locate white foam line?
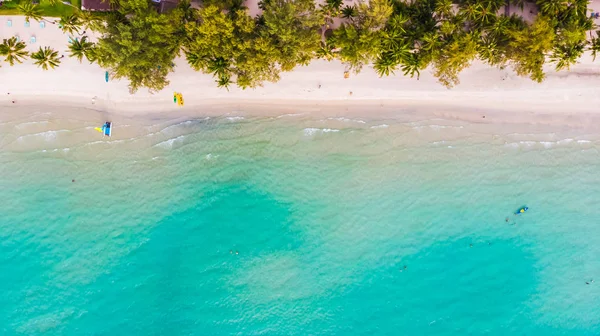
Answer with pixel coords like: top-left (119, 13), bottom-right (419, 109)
top-left (303, 128), bottom-right (340, 136)
top-left (276, 113), bottom-right (305, 118)
top-left (155, 135), bottom-right (186, 148)
top-left (370, 124), bottom-right (389, 129)
top-left (226, 116), bottom-right (245, 121)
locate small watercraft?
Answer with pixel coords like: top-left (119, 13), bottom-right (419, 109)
top-left (173, 92), bottom-right (184, 106)
top-left (514, 206), bottom-right (528, 215)
top-left (94, 122), bottom-right (112, 137)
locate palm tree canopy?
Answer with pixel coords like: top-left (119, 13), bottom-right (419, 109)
top-left (68, 36), bottom-right (94, 63)
top-left (536, 0), bottom-right (569, 16)
top-left (0, 37), bottom-right (29, 66)
top-left (31, 46), bottom-right (61, 70)
top-left (373, 52), bottom-right (398, 77)
top-left (341, 5), bottom-right (357, 19)
top-left (550, 42), bottom-right (585, 71)
top-left (18, 2), bottom-right (43, 23)
top-left (400, 52), bottom-right (423, 80)
top-left (325, 0), bottom-right (344, 11)
top-left (589, 31), bottom-right (600, 61)
top-left (216, 73), bottom-right (232, 90)
top-left (206, 57), bottom-right (230, 78)
top-left (59, 14), bottom-right (82, 35)
top-left (77, 11), bottom-right (106, 32)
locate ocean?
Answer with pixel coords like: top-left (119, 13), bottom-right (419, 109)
top-left (1, 105), bottom-right (599, 335)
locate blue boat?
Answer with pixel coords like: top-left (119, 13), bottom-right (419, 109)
top-left (105, 71), bottom-right (109, 83)
top-left (514, 206), bottom-right (528, 215)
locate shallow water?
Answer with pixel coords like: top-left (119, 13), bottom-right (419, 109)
top-left (1, 107), bottom-right (600, 335)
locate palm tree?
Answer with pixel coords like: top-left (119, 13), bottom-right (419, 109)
top-left (484, 0), bottom-right (506, 12)
top-left (77, 11), bottom-right (106, 32)
top-left (579, 17), bottom-right (595, 38)
top-left (419, 31), bottom-right (442, 52)
top-left (488, 14), bottom-right (511, 40)
top-left (85, 45), bottom-right (99, 63)
top-left (550, 43), bottom-right (585, 71)
top-left (315, 43), bottom-right (335, 61)
top-left (341, 5), bottom-right (357, 19)
top-left (178, 0), bottom-right (196, 23)
top-left (31, 46), bottom-right (61, 70)
top-left (373, 52), bottom-right (398, 77)
top-left (68, 36), bottom-right (94, 62)
top-left (216, 74), bottom-right (232, 90)
top-left (400, 52), bottom-right (423, 80)
top-left (435, 0), bottom-right (454, 19)
top-left (589, 31), bottom-right (600, 61)
top-left (477, 36), bottom-right (505, 66)
top-left (321, 0), bottom-right (343, 19)
top-left (460, 4), bottom-right (479, 24)
top-left (472, 4), bottom-right (497, 28)
top-left (185, 51), bottom-right (205, 70)
top-left (510, 0), bottom-right (526, 10)
top-left (564, 0), bottom-right (589, 20)
top-left (0, 37), bottom-right (29, 66)
top-left (18, 2), bottom-right (43, 23)
top-left (59, 14), bottom-right (82, 35)
top-left (380, 30), bottom-right (409, 54)
top-left (206, 57), bottom-right (229, 78)
top-left (536, 0), bottom-right (568, 16)
top-left (325, 0), bottom-right (343, 11)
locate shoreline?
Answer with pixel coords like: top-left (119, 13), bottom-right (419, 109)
top-left (2, 14), bottom-right (600, 129)
top-left (3, 99), bottom-right (600, 155)
top-left (3, 94), bottom-right (600, 131)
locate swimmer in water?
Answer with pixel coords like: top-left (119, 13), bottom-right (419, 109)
top-left (505, 217), bottom-right (509, 222)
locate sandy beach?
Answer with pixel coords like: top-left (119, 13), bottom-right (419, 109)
top-left (2, 9), bottom-right (600, 126)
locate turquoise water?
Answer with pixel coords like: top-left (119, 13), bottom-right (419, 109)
top-left (1, 108), bottom-right (600, 335)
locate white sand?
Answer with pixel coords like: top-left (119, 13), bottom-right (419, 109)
top-left (2, 12), bottom-right (600, 126)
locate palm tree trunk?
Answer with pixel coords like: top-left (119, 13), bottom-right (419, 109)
top-left (505, 0), bottom-right (510, 16)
